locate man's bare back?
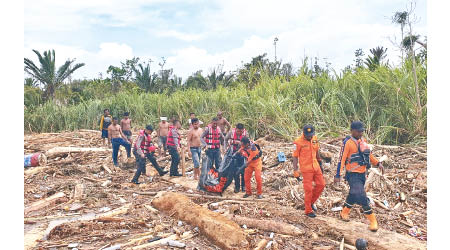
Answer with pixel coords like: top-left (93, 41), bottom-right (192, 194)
top-left (108, 124), bottom-right (123, 139)
top-left (120, 118), bottom-right (132, 131)
top-left (158, 122), bottom-right (169, 137)
top-left (188, 127), bottom-right (203, 147)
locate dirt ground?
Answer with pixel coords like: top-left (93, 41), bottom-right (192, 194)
top-left (24, 129), bottom-right (427, 250)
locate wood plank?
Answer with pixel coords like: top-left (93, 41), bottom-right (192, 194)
top-left (25, 192), bottom-right (66, 214)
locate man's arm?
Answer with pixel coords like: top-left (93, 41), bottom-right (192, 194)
top-left (335, 144), bottom-right (349, 180)
top-left (100, 116), bottom-right (104, 131)
top-left (108, 125), bottom-right (112, 141)
top-left (224, 118), bottom-right (231, 132)
top-left (292, 144), bottom-right (301, 177)
top-left (119, 127), bottom-right (127, 140)
top-left (135, 135), bottom-right (144, 156)
top-left (200, 127), bottom-right (208, 147)
top-left (172, 129), bottom-right (179, 148)
top-left (186, 130), bottom-right (192, 149)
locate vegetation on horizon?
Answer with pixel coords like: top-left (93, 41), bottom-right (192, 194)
top-left (24, 6), bottom-right (427, 145)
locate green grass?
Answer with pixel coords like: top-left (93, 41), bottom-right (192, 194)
top-left (24, 63), bottom-right (427, 145)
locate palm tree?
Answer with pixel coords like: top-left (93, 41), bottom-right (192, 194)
top-left (132, 62), bottom-right (157, 92)
top-left (402, 34), bottom-right (427, 51)
top-left (24, 49), bottom-right (85, 100)
top-left (364, 46), bottom-right (388, 71)
top-left (392, 11), bottom-right (408, 62)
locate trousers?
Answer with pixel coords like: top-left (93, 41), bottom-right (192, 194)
top-left (244, 165), bottom-right (262, 195)
top-left (112, 138), bottom-right (131, 166)
top-left (168, 146), bottom-right (180, 175)
top-left (302, 169), bottom-right (326, 214)
top-left (344, 171), bottom-right (373, 214)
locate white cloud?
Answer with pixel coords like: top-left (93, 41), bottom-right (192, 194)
top-left (24, 0), bottom-right (427, 81)
top-left (24, 42), bottom-right (134, 79)
top-left (154, 30), bottom-right (206, 42)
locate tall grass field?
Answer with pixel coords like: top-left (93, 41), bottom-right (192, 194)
top-left (24, 63), bottom-right (426, 145)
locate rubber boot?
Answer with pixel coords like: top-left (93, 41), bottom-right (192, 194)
top-left (340, 207), bottom-right (351, 222)
top-left (365, 213), bottom-right (378, 232)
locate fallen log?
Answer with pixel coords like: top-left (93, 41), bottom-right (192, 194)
top-left (46, 146), bottom-right (111, 157)
top-left (228, 215), bottom-right (304, 236)
top-left (310, 216), bottom-right (426, 250)
top-left (152, 192), bottom-right (249, 249)
top-left (25, 192), bottom-right (66, 214)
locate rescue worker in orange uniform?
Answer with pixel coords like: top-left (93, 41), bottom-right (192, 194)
top-left (224, 123), bottom-right (248, 193)
top-left (239, 137), bottom-right (264, 199)
top-left (292, 125), bottom-right (325, 218)
top-left (334, 121), bottom-right (384, 232)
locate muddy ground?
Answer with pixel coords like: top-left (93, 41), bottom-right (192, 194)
top-left (24, 129), bottom-right (427, 249)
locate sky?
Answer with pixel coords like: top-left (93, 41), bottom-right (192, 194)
top-left (24, 0), bottom-right (427, 81)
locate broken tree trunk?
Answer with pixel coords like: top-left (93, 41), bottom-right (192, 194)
top-left (310, 216), bottom-right (426, 250)
top-left (152, 192), bottom-right (249, 250)
top-left (25, 192), bottom-right (66, 214)
top-left (228, 215), bottom-right (304, 236)
top-left (46, 146), bottom-right (111, 158)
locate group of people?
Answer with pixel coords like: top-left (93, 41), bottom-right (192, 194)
top-left (100, 108), bottom-right (384, 232)
top-left (291, 121), bottom-right (384, 232)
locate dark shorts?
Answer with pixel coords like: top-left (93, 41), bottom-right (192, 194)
top-left (101, 129), bottom-right (108, 138)
top-left (123, 130), bottom-right (132, 140)
top-left (159, 136), bottom-right (167, 150)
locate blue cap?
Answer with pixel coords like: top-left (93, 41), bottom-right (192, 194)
top-left (351, 121), bottom-right (365, 132)
top-left (303, 124), bottom-right (315, 136)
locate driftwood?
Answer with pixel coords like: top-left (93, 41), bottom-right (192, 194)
top-left (328, 239), bottom-right (357, 250)
top-left (25, 192), bottom-right (66, 214)
top-left (46, 146), bottom-right (111, 157)
top-left (128, 190), bottom-right (270, 202)
top-left (95, 203), bottom-right (132, 220)
top-left (152, 192), bottom-right (249, 249)
top-left (228, 215), bottom-right (304, 236)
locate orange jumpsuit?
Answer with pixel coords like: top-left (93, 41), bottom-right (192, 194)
top-left (240, 144), bottom-right (263, 195)
top-left (293, 135), bottom-right (325, 214)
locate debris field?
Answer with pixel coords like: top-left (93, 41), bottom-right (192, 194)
top-left (24, 129), bottom-right (427, 250)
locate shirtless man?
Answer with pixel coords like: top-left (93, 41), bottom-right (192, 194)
top-left (187, 118), bottom-right (205, 179)
top-left (188, 112), bottom-right (203, 129)
top-left (217, 111), bottom-right (231, 153)
top-left (108, 117), bottom-right (132, 166)
top-left (120, 112), bottom-right (132, 141)
top-left (157, 117), bottom-right (170, 156)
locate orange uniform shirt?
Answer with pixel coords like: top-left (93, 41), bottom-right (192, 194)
top-left (339, 137), bottom-right (379, 176)
top-left (292, 135), bottom-right (320, 173)
top-left (239, 144), bottom-right (262, 170)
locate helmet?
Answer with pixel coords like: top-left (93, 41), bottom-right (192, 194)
top-left (355, 238), bottom-right (368, 250)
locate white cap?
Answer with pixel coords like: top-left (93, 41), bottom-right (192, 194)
top-left (160, 117), bottom-right (167, 121)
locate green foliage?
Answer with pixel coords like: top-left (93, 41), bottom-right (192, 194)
top-left (364, 46), bottom-right (388, 71)
top-left (25, 58), bottom-right (427, 145)
top-left (24, 49), bottom-right (85, 100)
